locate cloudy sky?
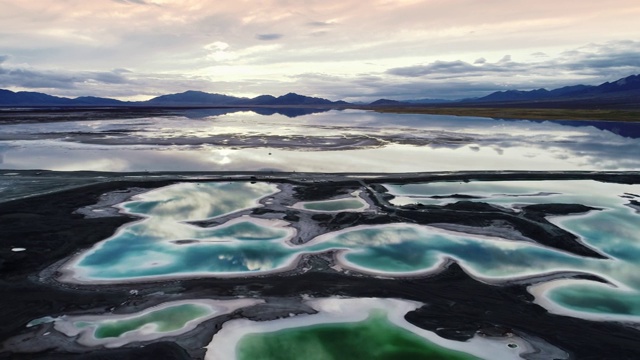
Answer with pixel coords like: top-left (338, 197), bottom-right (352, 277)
top-left (1, 0), bottom-right (639, 101)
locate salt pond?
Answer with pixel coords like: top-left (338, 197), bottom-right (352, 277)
top-left (59, 182), bottom-right (294, 282)
top-left (384, 180), bottom-right (640, 321)
top-left (293, 198), bottom-right (368, 212)
top-left (206, 298), bottom-right (542, 360)
top-left (42, 299), bottom-right (261, 348)
top-left (58, 178), bottom-right (640, 323)
top-left (291, 191), bottom-right (369, 212)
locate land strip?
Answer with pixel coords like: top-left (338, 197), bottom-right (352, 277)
top-left (359, 106), bottom-right (640, 122)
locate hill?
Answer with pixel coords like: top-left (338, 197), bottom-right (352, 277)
top-left (460, 74), bottom-right (640, 109)
top-left (1, 73), bottom-right (638, 109)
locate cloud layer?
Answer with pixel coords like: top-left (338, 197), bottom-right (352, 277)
top-left (0, 0), bottom-right (639, 100)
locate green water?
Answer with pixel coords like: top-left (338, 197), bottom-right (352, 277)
top-left (236, 311), bottom-right (479, 360)
top-left (88, 304), bottom-right (210, 339)
top-left (303, 199), bottom-right (366, 212)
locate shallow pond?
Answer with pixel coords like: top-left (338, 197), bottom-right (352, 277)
top-left (207, 298), bottom-right (536, 360)
top-left (58, 179), bottom-right (640, 323)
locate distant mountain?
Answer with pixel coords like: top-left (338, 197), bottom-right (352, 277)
top-left (369, 99), bottom-right (407, 106)
top-left (0, 89), bottom-right (73, 106)
top-left (464, 85), bottom-right (594, 103)
top-left (597, 74), bottom-right (640, 93)
top-left (469, 88), bottom-right (551, 103)
top-left (145, 91), bottom-right (243, 106)
top-left (244, 95), bottom-right (277, 105)
top-left (72, 96), bottom-right (127, 106)
top-left (463, 74), bottom-right (640, 108)
top-left (0, 89), bottom-right (343, 107)
top-left (0, 89), bottom-right (125, 106)
top-left (257, 92), bottom-right (334, 106)
top-left (404, 98), bottom-right (453, 104)
top-left (1, 74), bottom-right (638, 109)
top-left (140, 91), bottom-right (337, 106)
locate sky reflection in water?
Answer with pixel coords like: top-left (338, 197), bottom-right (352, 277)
top-left (2, 110), bottom-right (640, 171)
top-left (385, 180), bottom-right (640, 320)
top-left (47, 299), bottom-right (262, 348)
top-left (63, 180), bottom-right (640, 322)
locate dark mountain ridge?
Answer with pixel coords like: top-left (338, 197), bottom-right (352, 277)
top-left (1, 73), bottom-right (638, 109)
top-left (0, 89), bottom-right (342, 107)
top-left (459, 74), bottom-right (640, 108)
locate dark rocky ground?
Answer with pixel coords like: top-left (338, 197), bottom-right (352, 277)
top-left (1, 171), bottom-right (640, 359)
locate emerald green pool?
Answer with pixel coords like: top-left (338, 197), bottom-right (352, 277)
top-left (49, 299), bottom-right (263, 348)
top-left (206, 298), bottom-right (529, 360)
top-left (236, 310), bottom-right (478, 360)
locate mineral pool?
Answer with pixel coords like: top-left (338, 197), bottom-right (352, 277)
top-left (205, 298), bottom-right (543, 360)
top-left (49, 299), bottom-right (262, 348)
top-left (58, 179), bottom-right (640, 322)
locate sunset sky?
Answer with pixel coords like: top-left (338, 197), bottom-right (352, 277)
top-left (1, 0), bottom-right (639, 101)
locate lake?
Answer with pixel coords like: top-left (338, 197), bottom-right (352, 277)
top-left (1, 108), bottom-right (640, 172)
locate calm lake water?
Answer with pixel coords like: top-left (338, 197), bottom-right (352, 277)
top-left (1, 109), bottom-right (640, 172)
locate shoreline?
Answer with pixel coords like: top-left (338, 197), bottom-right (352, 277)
top-left (1, 105), bottom-right (639, 123)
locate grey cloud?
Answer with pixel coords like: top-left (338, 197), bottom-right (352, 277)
top-left (287, 72), bottom-right (504, 101)
top-left (498, 55), bottom-right (512, 63)
top-left (306, 21), bottom-right (334, 27)
top-left (386, 41), bottom-right (640, 85)
top-left (91, 71), bottom-right (129, 84)
top-left (0, 65), bottom-right (131, 90)
top-left (112, 0), bottom-right (148, 5)
top-left (531, 52), bottom-right (548, 58)
top-left (0, 68), bottom-right (79, 89)
top-left (474, 57), bottom-right (486, 64)
top-left (540, 41), bottom-right (640, 80)
top-left (559, 52), bottom-right (640, 71)
top-left (256, 33), bottom-right (284, 41)
top-left (309, 31), bottom-right (329, 37)
top-left (386, 59), bottom-right (512, 77)
top-left (560, 50), bottom-right (581, 57)
top-left (0, 55), bottom-right (8, 63)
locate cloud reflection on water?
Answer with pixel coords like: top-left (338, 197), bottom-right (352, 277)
top-left (60, 179), bottom-right (640, 323)
top-left (1, 110), bottom-right (640, 172)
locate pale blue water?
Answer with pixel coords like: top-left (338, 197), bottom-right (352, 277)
top-left (65, 179), bottom-right (640, 321)
top-left (384, 180), bottom-right (640, 318)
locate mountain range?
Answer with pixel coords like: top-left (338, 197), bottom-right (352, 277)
top-left (0, 74), bottom-right (638, 109)
top-left (365, 74), bottom-right (639, 109)
top-left (458, 74), bottom-right (640, 108)
top-left (0, 90), bottom-right (343, 107)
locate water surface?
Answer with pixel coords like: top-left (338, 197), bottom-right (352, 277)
top-left (2, 110), bottom-right (640, 172)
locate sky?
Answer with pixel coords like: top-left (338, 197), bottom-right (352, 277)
top-left (0, 0), bottom-right (639, 102)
